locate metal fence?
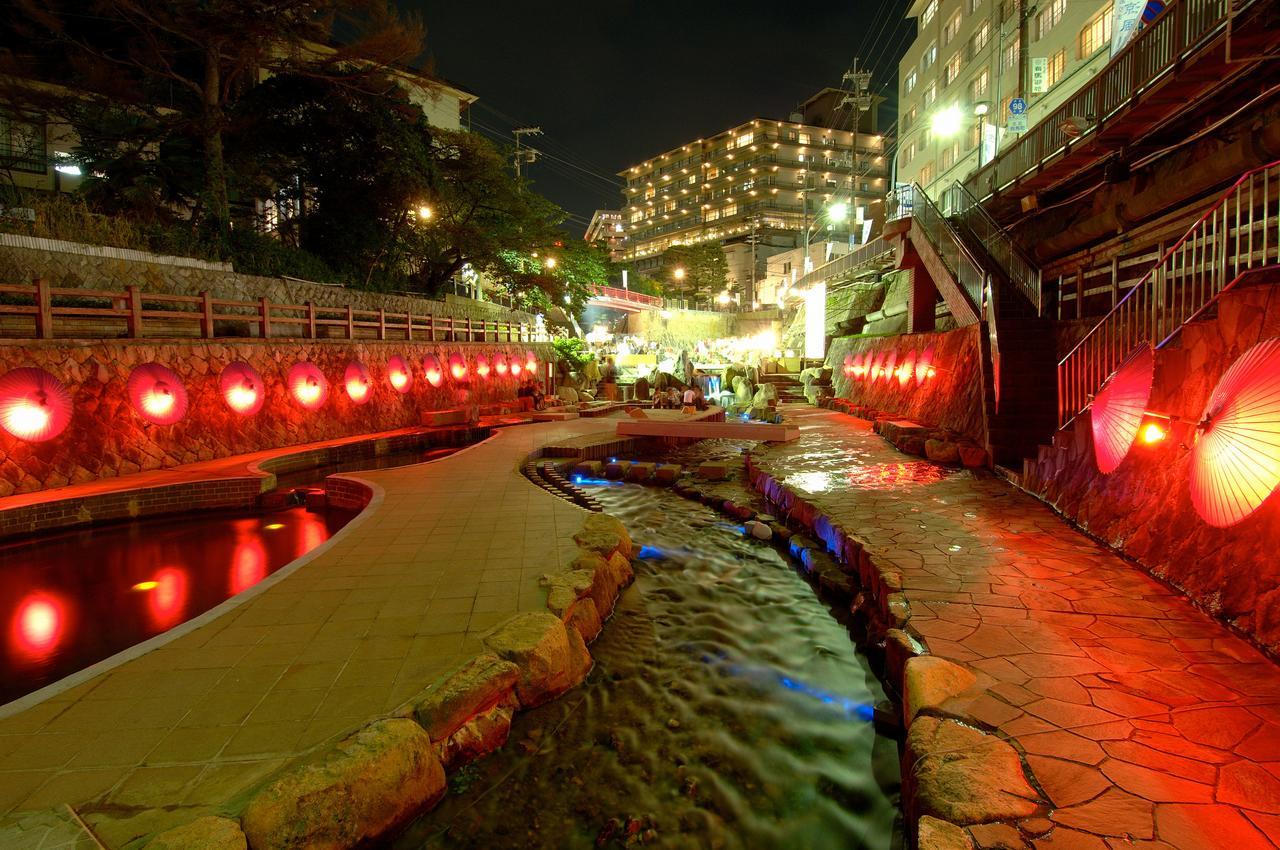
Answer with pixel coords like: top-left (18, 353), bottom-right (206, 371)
top-left (941, 181), bottom-right (1044, 314)
top-left (906, 184), bottom-right (989, 316)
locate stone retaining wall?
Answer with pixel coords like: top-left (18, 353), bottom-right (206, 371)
top-left (1021, 283), bottom-right (1280, 656)
top-left (826, 324), bottom-right (985, 443)
top-left (0, 338), bottom-right (552, 496)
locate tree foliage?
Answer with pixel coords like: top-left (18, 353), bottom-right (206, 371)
top-left (661, 243), bottom-right (729, 302)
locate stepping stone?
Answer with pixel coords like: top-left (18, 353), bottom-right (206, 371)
top-left (572, 461), bottom-right (603, 478)
top-left (626, 462), bottom-right (656, 482)
top-left (604, 461), bottom-right (632, 480)
top-left (696, 462), bottom-right (729, 481)
top-left (653, 464), bottom-right (682, 485)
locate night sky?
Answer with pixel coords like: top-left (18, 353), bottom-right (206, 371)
top-left (408, 0), bottom-right (915, 234)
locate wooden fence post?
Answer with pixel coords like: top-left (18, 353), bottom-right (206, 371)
top-left (260, 297), bottom-right (271, 339)
top-left (126, 285), bottom-right (143, 338)
top-left (201, 291), bottom-right (215, 338)
top-left (406, 312), bottom-right (414, 341)
top-left (447, 316), bottom-right (455, 342)
top-left (346, 305), bottom-right (354, 339)
top-left (34, 278), bottom-right (52, 339)
top-left (378, 308), bottom-right (386, 341)
top-left (306, 302), bottom-right (317, 338)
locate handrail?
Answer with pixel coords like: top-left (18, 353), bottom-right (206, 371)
top-left (941, 181), bottom-right (1044, 315)
top-left (0, 280), bottom-right (549, 343)
top-left (905, 183), bottom-right (989, 316)
top-left (1057, 158), bottom-right (1280, 427)
top-left (587, 285), bottom-right (664, 307)
top-left (790, 236), bottom-right (891, 292)
top-left (965, 0), bottom-right (1245, 201)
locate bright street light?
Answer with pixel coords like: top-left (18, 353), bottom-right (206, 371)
top-left (414, 205), bottom-right (433, 220)
top-left (544, 257), bottom-right (557, 269)
top-left (827, 201), bottom-right (850, 223)
top-left (716, 291), bottom-right (731, 305)
top-left (672, 267), bottom-right (686, 281)
top-left (973, 102), bottom-right (990, 116)
top-left (931, 105), bottom-right (964, 137)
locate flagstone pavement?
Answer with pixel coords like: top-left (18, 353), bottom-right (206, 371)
top-left (753, 407), bottom-right (1280, 850)
top-left (0, 414), bottom-right (625, 844)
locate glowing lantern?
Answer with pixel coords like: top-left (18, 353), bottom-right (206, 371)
top-left (448, 354), bottom-right (468, 383)
top-left (423, 355), bottom-right (445, 388)
top-left (880, 351), bottom-right (897, 383)
top-left (344, 361), bottom-right (372, 405)
top-left (915, 346), bottom-right (937, 386)
top-left (10, 591), bottom-right (68, 661)
top-left (1190, 337), bottom-right (1280, 527)
top-left (851, 354), bottom-right (868, 379)
top-left (475, 354), bottom-right (491, 379)
top-left (1138, 414), bottom-right (1169, 445)
top-left (287, 362), bottom-right (329, 410)
top-left (842, 354), bottom-right (855, 377)
top-left (525, 351), bottom-right (538, 373)
top-left (898, 350), bottom-right (916, 387)
top-left (1090, 344), bottom-right (1155, 474)
top-left (510, 359), bottom-right (523, 377)
top-left (220, 362), bottom-right (265, 416)
top-left (128, 363), bottom-right (188, 425)
top-left (0, 367), bottom-right (72, 442)
top-left (494, 354), bottom-right (509, 376)
top-left (387, 355), bottom-right (413, 393)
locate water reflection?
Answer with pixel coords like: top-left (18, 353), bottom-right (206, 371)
top-left (9, 592), bottom-right (70, 666)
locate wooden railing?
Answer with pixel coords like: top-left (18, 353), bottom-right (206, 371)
top-left (0, 280), bottom-right (549, 343)
top-left (1057, 159), bottom-right (1280, 427)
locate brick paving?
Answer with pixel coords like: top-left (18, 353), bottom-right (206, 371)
top-left (0, 415), bottom-right (629, 844)
top-left (753, 407), bottom-right (1280, 850)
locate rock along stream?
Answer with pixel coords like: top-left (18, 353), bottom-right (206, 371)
top-left (395, 476), bottom-right (902, 850)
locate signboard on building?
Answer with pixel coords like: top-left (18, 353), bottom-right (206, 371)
top-left (1007, 99), bottom-right (1028, 133)
top-left (1030, 58), bottom-right (1048, 94)
top-left (804, 282), bottom-right (826, 360)
top-left (1111, 0), bottom-right (1148, 56)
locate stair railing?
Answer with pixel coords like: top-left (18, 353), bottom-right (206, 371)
top-left (1057, 159), bottom-right (1280, 428)
top-left (942, 181), bottom-right (1044, 315)
top-left (908, 183), bottom-right (989, 317)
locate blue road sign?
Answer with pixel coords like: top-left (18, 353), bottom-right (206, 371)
top-left (1009, 98), bottom-right (1027, 115)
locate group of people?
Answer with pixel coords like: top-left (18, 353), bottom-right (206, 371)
top-left (652, 383), bottom-right (707, 411)
top-left (516, 375), bottom-right (545, 411)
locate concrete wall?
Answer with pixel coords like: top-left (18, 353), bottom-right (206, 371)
top-left (1024, 283), bottom-right (1280, 655)
top-left (827, 324), bottom-right (985, 442)
top-left (0, 338), bottom-right (552, 497)
top-left (625, 309), bottom-right (736, 349)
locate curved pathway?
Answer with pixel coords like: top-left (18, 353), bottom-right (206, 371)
top-left (753, 407), bottom-right (1280, 850)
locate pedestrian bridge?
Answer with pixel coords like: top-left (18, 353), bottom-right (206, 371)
top-left (586, 285), bottom-right (663, 313)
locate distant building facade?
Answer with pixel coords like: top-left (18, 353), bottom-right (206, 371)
top-left (583, 210), bottom-right (625, 261)
top-left (896, 0), bottom-right (1116, 195)
top-left (618, 88), bottom-right (889, 303)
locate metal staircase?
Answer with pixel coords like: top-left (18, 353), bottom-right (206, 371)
top-left (1057, 159), bottom-right (1280, 429)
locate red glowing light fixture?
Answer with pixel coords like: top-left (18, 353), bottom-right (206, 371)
top-left (448, 353), bottom-right (468, 383)
top-left (475, 354), bottom-right (491, 379)
top-left (1190, 337), bottom-right (1280, 527)
top-left (525, 351), bottom-right (538, 373)
top-left (494, 354), bottom-right (509, 376)
top-left (128, 363), bottom-right (189, 425)
top-left (510, 360), bottom-right (523, 377)
top-left (915, 346), bottom-right (936, 386)
top-left (423, 355), bottom-right (444, 388)
top-left (0, 367), bottom-right (72, 442)
top-left (387, 355), bottom-right (412, 393)
top-left (344, 361), bottom-right (371, 405)
top-left (287, 362), bottom-right (329, 410)
top-left (220, 362), bottom-right (265, 416)
top-left (879, 351), bottom-right (897, 383)
top-left (1138, 414), bottom-right (1170, 445)
top-left (10, 592), bottom-right (68, 661)
top-left (897, 350), bottom-right (916, 387)
top-left (1090, 344), bottom-right (1155, 474)
top-left (842, 354), bottom-right (855, 377)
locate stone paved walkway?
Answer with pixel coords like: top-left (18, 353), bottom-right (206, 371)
top-left (754, 407), bottom-right (1280, 850)
top-left (0, 414), bottom-right (633, 844)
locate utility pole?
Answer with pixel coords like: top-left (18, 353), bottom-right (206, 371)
top-left (1017, 1), bottom-right (1034, 100)
top-left (512, 127), bottom-right (543, 182)
top-left (841, 60), bottom-right (873, 245)
top-left (747, 215), bottom-right (760, 308)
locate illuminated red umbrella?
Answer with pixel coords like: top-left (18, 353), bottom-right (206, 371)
top-left (842, 354), bottom-right (854, 377)
top-left (344, 361), bottom-right (371, 405)
top-left (851, 353), bottom-right (868, 379)
top-left (915, 345), bottom-right (936, 386)
top-left (879, 351), bottom-right (897, 384)
top-left (448, 353), bottom-right (468, 383)
top-left (493, 353), bottom-right (509, 376)
top-left (0, 367), bottom-right (72, 442)
top-left (387, 355), bottom-right (413, 394)
top-left (423, 354), bottom-right (444, 388)
top-left (525, 351), bottom-right (538, 373)
top-left (1190, 337), bottom-right (1280, 527)
top-left (287, 362), bottom-right (329, 410)
top-left (220, 362), bottom-right (265, 416)
top-left (128, 363), bottom-right (189, 426)
top-left (475, 354), bottom-right (491, 379)
top-left (510, 357), bottom-right (524, 377)
top-left (1091, 343), bottom-right (1155, 474)
top-left (897, 350), bottom-right (917, 387)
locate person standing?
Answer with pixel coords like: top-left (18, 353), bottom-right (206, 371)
top-left (601, 356), bottom-right (619, 401)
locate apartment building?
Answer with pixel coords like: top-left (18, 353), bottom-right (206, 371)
top-left (583, 210), bottom-right (626, 262)
top-left (618, 88), bottom-right (889, 297)
top-left (896, 0), bottom-right (1117, 196)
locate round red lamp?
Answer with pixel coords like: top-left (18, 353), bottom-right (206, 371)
top-left (0, 367), bottom-right (72, 442)
top-left (128, 363), bottom-right (188, 426)
top-left (448, 353), bottom-right (468, 383)
top-left (1090, 344), bottom-right (1155, 474)
top-left (525, 351), bottom-right (538, 374)
top-left (287, 362), bottom-right (329, 410)
top-left (344, 361), bottom-right (371, 405)
top-left (423, 355), bottom-right (444, 388)
top-left (494, 354), bottom-right (509, 376)
top-left (475, 354), bottom-right (491, 379)
top-left (220, 362), bottom-right (265, 416)
top-left (387, 355), bottom-right (413, 393)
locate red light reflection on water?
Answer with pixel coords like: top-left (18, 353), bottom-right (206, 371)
top-left (9, 592), bottom-right (68, 663)
top-left (230, 536), bottom-right (267, 595)
top-left (147, 567), bottom-right (190, 630)
top-left (846, 462), bottom-right (954, 490)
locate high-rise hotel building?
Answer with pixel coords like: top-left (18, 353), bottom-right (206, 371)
top-left (618, 89), bottom-right (889, 292)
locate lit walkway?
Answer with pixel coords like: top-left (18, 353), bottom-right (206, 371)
top-left (754, 407), bottom-right (1280, 850)
top-left (0, 414), bottom-right (630, 844)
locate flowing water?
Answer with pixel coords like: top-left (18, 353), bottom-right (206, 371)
top-left (396, 480), bottom-right (902, 850)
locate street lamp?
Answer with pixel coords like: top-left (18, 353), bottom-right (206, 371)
top-left (412, 204), bottom-right (433, 220)
top-left (931, 105), bottom-right (964, 138)
top-left (672, 267), bottom-right (685, 281)
top-left (974, 102), bottom-right (991, 166)
top-left (827, 201), bottom-right (850, 224)
top-left (544, 256), bottom-right (557, 269)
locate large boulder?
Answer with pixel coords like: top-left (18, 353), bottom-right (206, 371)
top-left (411, 653), bottom-right (520, 742)
top-left (904, 656), bottom-right (977, 723)
top-left (572, 513), bottom-right (633, 560)
top-left (482, 612), bottom-right (591, 707)
top-left (908, 717), bottom-right (1040, 824)
top-left (146, 817), bottom-right (246, 850)
top-left (558, 385), bottom-right (579, 404)
top-left (241, 718), bottom-right (445, 849)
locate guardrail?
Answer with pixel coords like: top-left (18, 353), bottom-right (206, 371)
top-left (964, 0), bottom-right (1239, 200)
top-left (0, 280), bottom-right (549, 343)
top-left (906, 184), bottom-right (989, 315)
top-left (789, 237), bottom-right (892, 293)
top-left (941, 181), bottom-right (1044, 314)
top-left (586, 285), bottom-right (664, 308)
top-left (1057, 158), bottom-right (1280, 427)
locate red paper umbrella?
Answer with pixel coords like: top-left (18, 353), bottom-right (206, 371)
top-left (387, 355), bottom-right (413, 393)
top-left (128, 363), bottom-right (189, 426)
top-left (1090, 343), bottom-right (1155, 475)
top-left (344, 361), bottom-right (372, 405)
top-left (915, 345), bottom-right (937, 385)
top-left (1190, 337), bottom-right (1280, 527)
top-left (423, 355), bottom-right (444, 388)
top-left (493, 354), bottom-right (509, 376)
top-left (287, 362), bottom-right (329, 410)
top-left (448, 353), bottom-right (468, 383)
top-left (879, 351), bottom-right (897, 383)
top-left (510, 358), bottom-right (524, 377)
top-left (897, 350), bottom-right (917, 387)
top-left (525, 351), bottom-right (538, 373)
top-left (0, 367), bottom-right (72, 441)
top-left (220, 362), bottom-right (265, 416)
top-left (851, 353), bottom-right (868, 379)
top-left (842, 354), bottom-right (854, 377)
top-left (475, 354), bottom-right (491, 379)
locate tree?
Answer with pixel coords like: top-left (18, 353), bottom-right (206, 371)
top-left (8, 0), bottom-right (423, 239)
top-left (662, 243), bottom-right (729, 303)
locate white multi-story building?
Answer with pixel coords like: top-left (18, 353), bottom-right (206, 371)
top-left (896, 0), bottom-right (1118, 196)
